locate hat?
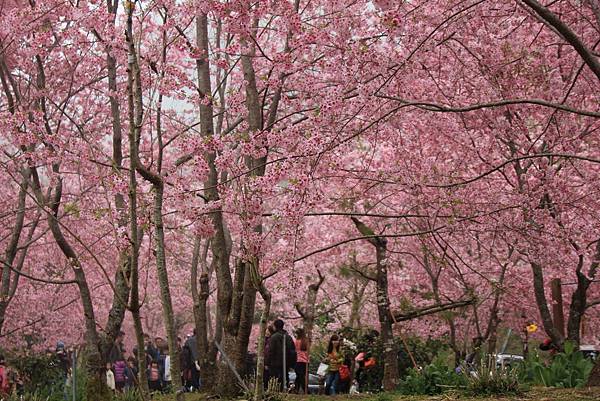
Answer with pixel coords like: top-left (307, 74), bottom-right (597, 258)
top-left (56, 341), bottom-right (65, 350)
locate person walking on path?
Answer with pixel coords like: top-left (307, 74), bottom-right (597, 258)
top-left (325, 334), bottom-right (343, 395)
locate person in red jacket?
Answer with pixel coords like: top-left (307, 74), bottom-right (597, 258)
top-left (0, 355), bottom-right (11, 396)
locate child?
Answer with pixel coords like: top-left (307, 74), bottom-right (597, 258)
top-left (124, 356), bottom-right (138, 390)
top-left (147, 360), bottom-right (163, 392)
top-left (106, 362), bottom-right (116, 392)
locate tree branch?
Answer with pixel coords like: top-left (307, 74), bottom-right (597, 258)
top-left (520, 0), bottom-right (600, 82)
top-left (376, 96), bottom-right (600, 118)
top-left (392, 299), bottom-right (475, 322)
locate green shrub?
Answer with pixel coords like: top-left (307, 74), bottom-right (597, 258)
top-left (397, 361), bottom-right (466, 395)
top-left (6, 352), bottom-right (66, 400)
top-left (463, 357), bottom-right (521, 396)
top-left (114, 388), bottom-right (143, 401)
top-left (521, 341), bottom-right (593, 388)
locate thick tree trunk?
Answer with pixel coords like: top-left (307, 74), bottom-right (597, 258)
top-left (126, 6), bottom-right (182, 389)
top-left (351, 217), bottom-right (399, 390)
top-left (102, 31), bottom-right (132, 358)
top-left (153, 185), bottom-right (182, 387)
top-left (348, 280), bottom-right (368, 329)
top-left (0, 174), bottom-right (28, 334)
top-left (375, 245), bottom-right (400, 391)
top-left (295, 270), bottom-right (325, 346)
top-left (253, 263), bottom-right (271, 401)
top-left (215, 15), bottom-right (265, 396)
top-left (566, 241), bottom-right (599, 345)
top-left (587, 358), bottom-right (600, 386)
top-left (191, 238), bottom-right (219, 392)
top-left (236, 264), bottom-right (257, 372)
top-left (38, 172), bottom-right (109, 401)
top-left (531, 262), bottom-right (564, 348)
top-left (126, 57), bottom-right (150, 400)
top-left (217, 261), bottom-right (256, 394)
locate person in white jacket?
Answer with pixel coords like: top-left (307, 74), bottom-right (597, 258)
top-left (106, 362), bottom-right (116, 391)
top-left (164, 354), bottom-right (172, 389)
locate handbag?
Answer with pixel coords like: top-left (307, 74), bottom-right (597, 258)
top-left (317, 362), bottom-right (329, 377)
top-left (339, 364), bottom-right (351, 381)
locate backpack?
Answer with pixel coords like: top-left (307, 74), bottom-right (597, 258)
top-left (339, 364), bottom-right (351, 381)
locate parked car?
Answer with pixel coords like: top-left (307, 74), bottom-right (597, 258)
top-left (288, 370), bottom-right (323, 394)
top-left (494, 353), bottom-right (524, 368)
top-left (580, 345), bottom-right (599, 361)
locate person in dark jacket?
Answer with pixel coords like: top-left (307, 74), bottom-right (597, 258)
top-left (263, 325), bottom-right (276, 389)
top-left (184, 330), bottom-right (200, 390)
top-left (144, 334), bottom-right (159, 363)
top-left (124, 356), bottom-right (138, 390)
top-left (266, 319), bottom-right (296, 391)
top-left (108, 331), bottom-right (126, 363)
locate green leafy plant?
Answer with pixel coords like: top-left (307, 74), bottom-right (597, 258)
top-left (6, 352), bottom-right (66, 401)
top-left (114, 388), bottom-right (142, 401)
top-left (463, 357), bottom-right (522, 396)
top-left (397, 361), bottom-right (466, 395)
top-left (521, 341), bottom-right (593, 388)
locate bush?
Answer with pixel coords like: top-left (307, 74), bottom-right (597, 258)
top-left (463, 357), bottom-right (521, 396)
top-left (521, 341), bottom-right (593, 388)
top-left (397, 337), bottom-right (450, 377)
top-left (397, 361), bottom-right (466, 395)
top-left (114, 388), bottom-right (143, 401)
top-left (6, 352), bottom-right (66, 400)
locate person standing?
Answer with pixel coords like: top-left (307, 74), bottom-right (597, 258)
top-left (106, 362), bottom-right (116, 392)
top-left (325, 335), bottom-right (343, 395)
top-left (266, 319), bottom-right (296, 391)
top-left (147, 360), bottom-right (163, 393)
top-left (0, 355), bottom-right (11, 397)
top-left (263, 324), bottom-right (276, 388)
top-left (184, 330), bottom-right (200, 390)
top-left (294, 328), bottom-right (309, 394)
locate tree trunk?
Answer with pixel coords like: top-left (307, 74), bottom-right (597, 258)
top-left (531, 262), bottom-right (564, 348)
top-left (253, 264), bottom-right (271, 401)
top-left (236, 263), bottom-right (257, 373)
top-left (0, 173), bottom-right (28, 334)
top-left (351, 217), bottom-right (399, 390)
top-left (152, 184), bottom-right (182, 388)
top-left (375, 244), bottom-right (400, 390)
top-left (587, 358), bottom-right (600, 386)
top-left (567, 241), bottom-right (599, 345)
top-left (295, 270), bottom-right (325, 347)
top-left (126, 6), bottom-right (182, 388)
top-left (191, 238), bottom-right (219, 392)
top-left (125, 27), bottom-right (150, 399)
top-left (348, 279), bottom-right (368, 329)
top-left (101, 0), bottom-right (131, 358)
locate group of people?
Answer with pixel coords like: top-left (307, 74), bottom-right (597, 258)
top-left (105, 330), bottom-right (202, 394)
top-left (0, 323), bottom-right (378, 398)
top-left (263, 319), bottom-right (377, 395)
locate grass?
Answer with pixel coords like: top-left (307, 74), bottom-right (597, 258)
top-left (150, 387), bottom-right (600, 401)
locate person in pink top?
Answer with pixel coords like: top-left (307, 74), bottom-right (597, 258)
top-left (294, 328), bottom-right (309, 393)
